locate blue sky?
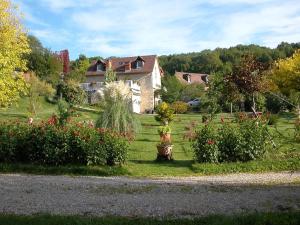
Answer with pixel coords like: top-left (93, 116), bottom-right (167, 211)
top-left (15, 0), bottom-right (300, 60)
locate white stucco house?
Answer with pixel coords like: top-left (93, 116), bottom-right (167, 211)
top-left (80, 55), bottom-right (163, 113)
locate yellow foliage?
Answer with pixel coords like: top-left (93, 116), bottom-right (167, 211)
top-left (0, 0), bottom-right (30, 107)
top-left (270, 50), bottom-right (300, 96)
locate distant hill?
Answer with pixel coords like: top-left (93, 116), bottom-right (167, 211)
top-left (158, 42), bottom-right (300, 75)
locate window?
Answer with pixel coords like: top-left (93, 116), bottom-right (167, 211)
top-left (97, 64), bottom-right (104, 71)
top-left (136, 60), bottom-right (143, 69)
top-left (183, 74), bottom-right (191, 83)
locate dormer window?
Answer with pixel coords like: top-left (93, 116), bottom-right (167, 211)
top-left (136, 60), bottom-right (143, 69)
top-left (183, 74), bottom-right (191, 83)
top-left (97, 63), bottom-right (104, 71)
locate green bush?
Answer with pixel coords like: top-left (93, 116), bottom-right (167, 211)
top-left (218, 123), bottom-right (243, 162)
top-left (295, 119), bottom-right (300, 142)
top-left (193, 119), bottom-right (271, 163)
top-left (238, 120), bottom-right (269, 161)
top-left (57, 79), bottom-right (86, 105)
top-left (265, 93), bottom-right (289, 113)
top-left (266, 113), bottom-right (279, 125)
top-left (0, 121), bottom-right (128, 166)
top-left (193, 125), bottom-right (219, 163)
top-left (171, 101), bottom-right (188, 114)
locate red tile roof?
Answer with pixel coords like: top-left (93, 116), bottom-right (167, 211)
top-left (86, 55), bottom-right (157, 76)
top-left (175, 71), bottom-right (208, 84)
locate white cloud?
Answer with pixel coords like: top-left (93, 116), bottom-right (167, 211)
top-left (19, 0), bottom-right (300, 58)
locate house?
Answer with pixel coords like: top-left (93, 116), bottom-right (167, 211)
top-left (81, 55), bottom-right (163, 113)
top-left (175, 71), bottom-right (209, 85)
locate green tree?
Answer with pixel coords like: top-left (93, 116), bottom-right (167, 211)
top-left (104, 68), bottom-right (116, 83)
top-left (27, 73), bottom-right (55, 116)
top-left (68, 54), bottom-right (90, 82)
top-left (26, 35), bottom-right (63, 85)
top-left (161, 76), bottom-right (184, 103)
top-left (0, 0), bottom-right (30, 107)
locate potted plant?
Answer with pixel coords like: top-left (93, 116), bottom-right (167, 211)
top-left (156, 141), bottom-right (173, 160)
top-left (158, 125), bottom-right (171, 142)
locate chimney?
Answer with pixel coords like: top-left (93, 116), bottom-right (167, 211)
top-left (107, 59), bottom-right (112, 69)
top-left (124, 61), bottom-right (131, 71)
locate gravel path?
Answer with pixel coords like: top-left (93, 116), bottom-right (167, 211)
top-left (1, 172), bottom-right (300, 218)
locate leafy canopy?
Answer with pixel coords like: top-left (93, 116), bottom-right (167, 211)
top-left (0, 0), bottom-right (30, 107)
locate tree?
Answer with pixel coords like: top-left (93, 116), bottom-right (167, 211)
top-left (0, 0), bottom-right (30, 107)
top-left (161, 76), bottom-right (184, 103)
top-left (104, 68), bottom-right (116, 83)
top-left (227, 55), bottom-right (269, 113)
top-left (270, 50), bottom-right (300, 118)
top-left (26, 35), bottom-right (63, 85)
top-left (68, 54), bottom-right (90, 82)
top-left (27, 73), bottom-right (55, 116)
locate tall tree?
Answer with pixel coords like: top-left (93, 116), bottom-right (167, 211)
top-left (227, 55), bottom-right (269, 113)
top-left (270, 50), bottom-right (300, 118)
top-left (0, 0), bottom-right (30, 107)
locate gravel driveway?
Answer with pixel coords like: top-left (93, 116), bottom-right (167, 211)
top-left (1, 172), bottom-right (300, 218)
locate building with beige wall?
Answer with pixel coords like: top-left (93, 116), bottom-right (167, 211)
top-left (81, 55), bottom-right (163, 113)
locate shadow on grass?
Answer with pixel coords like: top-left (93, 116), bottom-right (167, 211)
top-left (0, 113), bottom-right (28, 119)
top-left (129, 159), bottom-right (194, 169)
top-left (0, 163), bottom-right (131, 177)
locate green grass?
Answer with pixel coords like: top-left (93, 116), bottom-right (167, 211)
top-left (0, 97), bottom-right (300, 177)
top-left (0, 212), bottom-right (299, 225)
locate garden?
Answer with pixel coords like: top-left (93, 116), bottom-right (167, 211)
top-left (0, 94), bottom-right (299, 177)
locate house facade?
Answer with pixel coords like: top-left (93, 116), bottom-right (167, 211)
top-left (81, 55), bottom-right (162, 113)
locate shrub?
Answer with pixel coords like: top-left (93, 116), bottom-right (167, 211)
top-left (218, 123), bottom-right (243, 162)
top-left (193, 119), bottom-right (272, 163)
top-left (155, 102), bottom-right (175, 125)
top-left (0, 121), bottom-right (128, 166)
top-left (265, 93), bottom-right (289, 113)
top-left (265, 113), bottom-right (279, 125)
top-left (56, 99), bottom-right (74, 126)
top-left (57, 79), bottom-right (86, 105)
top-left (295, 119), bottom-right (300, 142)
top-left (193, 124), bottom-right (219, 163)
top-left (157, 125), bottom-right (171, 135)
top-left (171, 101), bottom-right (188, 114)
top-left (96, 81), bottom-right (139, 136)
top-left (238, 119), bottom-right (269, 161)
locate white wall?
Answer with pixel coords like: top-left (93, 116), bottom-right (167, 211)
top-left (151, 58), bottom-right (161, 89)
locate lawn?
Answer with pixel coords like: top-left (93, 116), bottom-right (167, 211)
top-left (0, 97), bottom-right (299, 177)
top-left (0, 212), bottom-right (299, 225)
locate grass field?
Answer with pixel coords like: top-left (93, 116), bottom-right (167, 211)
top-left (0, 97), bottom-right (299, 177)
top-left (0, 212), bottom-right (299, 225)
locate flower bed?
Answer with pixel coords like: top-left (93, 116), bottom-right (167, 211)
top-left (0, 120), bottom-right (128, 166)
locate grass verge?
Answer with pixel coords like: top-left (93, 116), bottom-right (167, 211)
top-left (0, 212), bottom-right (299, 225)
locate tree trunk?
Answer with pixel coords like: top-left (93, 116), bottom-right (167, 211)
top-left (297, 105), bottom-right (300, 120)
top-left (252, 93), bottom-right (256, 113)
top-left (230, 102), bottom-right (233, 115)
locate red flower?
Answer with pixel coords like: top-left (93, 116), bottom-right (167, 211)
top-left (207, 139), bottom-right (215, 145)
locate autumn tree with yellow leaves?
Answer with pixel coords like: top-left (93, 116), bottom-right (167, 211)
top-left (271, 50), bottom-right (300, 118)
top-left (0, 0), bottom-right (30, 107)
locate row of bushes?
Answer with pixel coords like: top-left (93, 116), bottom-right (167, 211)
top-left (193, 119), bottom-right (271, 163)
top-left (0, 121), bottom-right (128, 166)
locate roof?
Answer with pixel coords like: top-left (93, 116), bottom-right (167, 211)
top-left (86, 55), bottom-right (157, 76)
top-left (175, 71), bottom-right (208, 84)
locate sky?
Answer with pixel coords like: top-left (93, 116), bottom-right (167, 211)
top-left (15, 0), bottom-right (300, 60)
